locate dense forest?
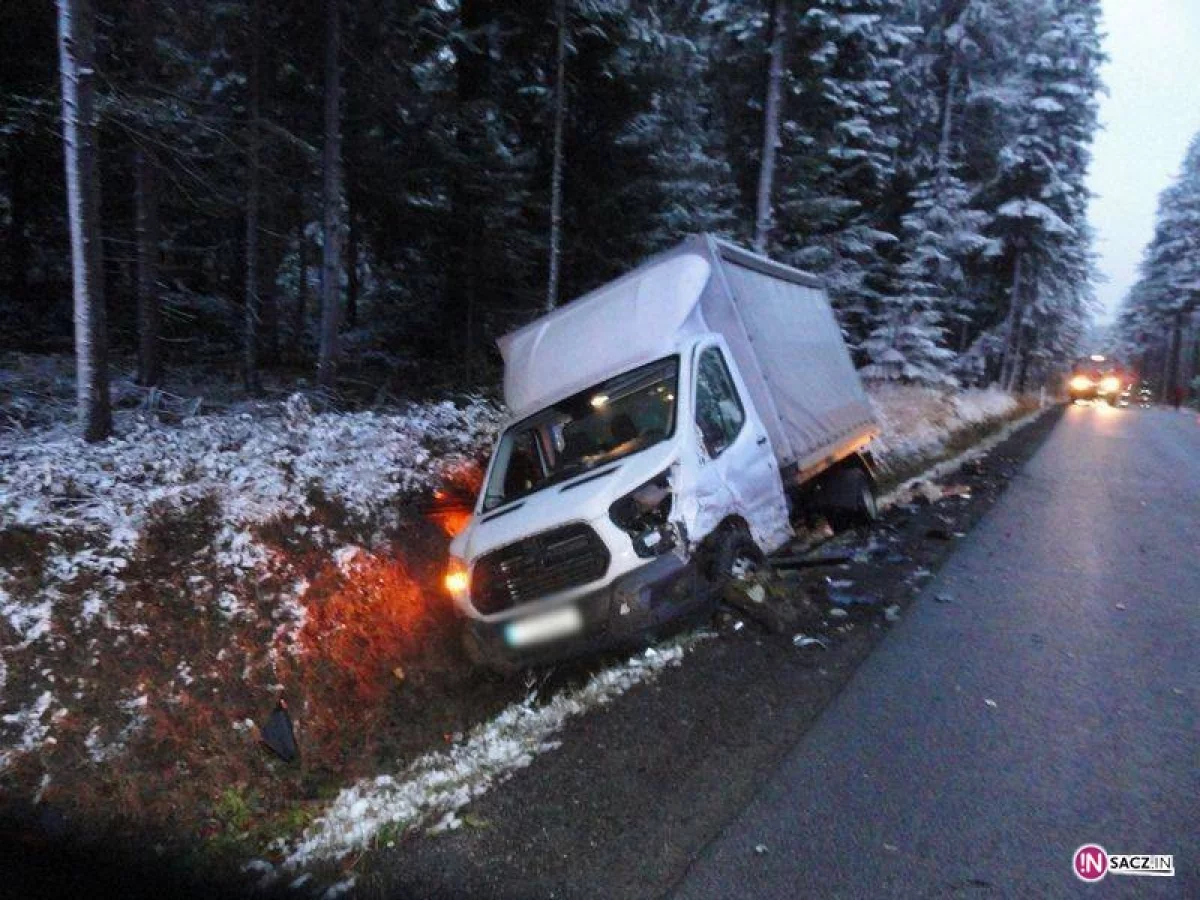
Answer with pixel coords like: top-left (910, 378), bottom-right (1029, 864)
top-left (1, 0), bottom-right (1104, 438)
top-left (1115, 129), bottom-right (1200, 400)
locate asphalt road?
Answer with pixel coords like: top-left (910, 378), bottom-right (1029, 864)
top-left (672, 404), bottom-right (1200, 899)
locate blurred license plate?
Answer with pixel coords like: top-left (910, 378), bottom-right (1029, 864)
top-left (505, 606), bottom-right (583, 648)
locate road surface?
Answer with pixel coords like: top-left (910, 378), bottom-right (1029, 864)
top-left (672, 404), bottom-right (1199, 898)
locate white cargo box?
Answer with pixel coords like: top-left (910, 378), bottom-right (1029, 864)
top-left (499, 235), bottom-right (878, 473)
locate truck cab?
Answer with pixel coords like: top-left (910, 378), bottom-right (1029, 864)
top-left (447, 236), bottom-right (879, 669)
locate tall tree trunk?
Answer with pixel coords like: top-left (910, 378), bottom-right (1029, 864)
top-left (998, 250), bottom-right (1023, 391)
top-left (545, 0), bottom-right (567, 312)
top-left (260, 207), bottom-right (280, 366)
top-left (292, 217), bottom-right (308, 355)
top-left (242, 0), bottom-right (263, 394)
top-left (753, 0), bottom-right (787, 254)
top-left (444, 0), bottom-right (488, 373)
top-left (1162, 309), bottom-right (1184, 403)
top-left (7, 139), bottom-right (31, 307)
top-left (936, 65), bottom-right (958, 179)
top-left (57, 0), bottom-right (111, 441)
top-left (132, 0), bottom-right (162, 386)
top-left (345, 213), bottom-right (358, 329)
top-left (317, 0), bottom-right (343, 390)
top-left (134, 148), bottom-right (162, 386)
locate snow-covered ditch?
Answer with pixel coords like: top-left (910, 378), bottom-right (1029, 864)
top-left (266, 636), bottom-right (706, 874)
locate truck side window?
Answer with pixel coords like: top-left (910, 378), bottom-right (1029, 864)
top-left (694, 347), bottom-right (745, 458)
top-left (503, 430), bottom-right (543, 497)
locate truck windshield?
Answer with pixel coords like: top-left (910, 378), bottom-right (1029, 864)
top-left (481, 357), bottom-right (679, 512)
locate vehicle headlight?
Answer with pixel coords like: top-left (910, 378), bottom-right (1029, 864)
top-left (444, 556), bottom-right (470, 597)
top-left (1099, 376), bottom-right (1120, 394)
top-left (609, 470), bottom-right (675, 558)
top-left (1070, 375), bottom-right (1094, 391)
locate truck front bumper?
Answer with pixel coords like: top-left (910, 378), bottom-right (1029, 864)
top-left (463, 552), bottom-right (706, 670)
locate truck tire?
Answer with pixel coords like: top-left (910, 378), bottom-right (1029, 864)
top-left (826, 466), bottom-right (879, 531)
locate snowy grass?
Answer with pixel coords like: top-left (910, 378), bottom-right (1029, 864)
top-left (866, 383), bottom-right (1020, 469)
top-left (0, 393), bottom-right (501, 581)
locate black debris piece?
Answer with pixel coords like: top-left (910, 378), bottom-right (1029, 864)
top-left (260, 700), bottom-right (298, 763)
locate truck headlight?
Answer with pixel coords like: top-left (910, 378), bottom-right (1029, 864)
top-left (444, 557), bottom-right (470, 597)
top-left (609, 471), bottom-right (675, 558)
top-left (1099, 376), bottom-right (1120, 394)
top-left (1070, 375), bottom-right (1093, 391)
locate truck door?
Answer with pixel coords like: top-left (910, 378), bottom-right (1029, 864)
top-left (688, 340), bottom-right (793, 552)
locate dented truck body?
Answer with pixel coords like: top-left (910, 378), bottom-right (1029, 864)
top-left (448, 235), bottom-right (879, 668)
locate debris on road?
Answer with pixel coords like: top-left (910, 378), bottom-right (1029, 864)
top-left (773, 553), bottom-right (854, 570)
top-left (754, 843), bottom-right (769, 855)
top-left (884, 605), bottom-right (901, 622)
top-left (829, 591), bottom-right (880, 608)
top-left (792, 635), bottom-right (829, 650)
top-left (984, 698), bottom-right (997, 708)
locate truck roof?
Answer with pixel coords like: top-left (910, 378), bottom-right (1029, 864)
top-left (498, 234), bottom-right (877, 470)
top-left (498, 235), bottom-right (823, 419)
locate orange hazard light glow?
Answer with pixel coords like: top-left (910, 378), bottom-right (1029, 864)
top-left (444, 558), bottom-right (470, 596)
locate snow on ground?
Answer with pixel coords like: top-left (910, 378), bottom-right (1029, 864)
top-left (0, 691), bottom-right (60, 772)
top-left (277, 637), bottom-right (705, 869)
top-left (866, 384), bottom-right (1019, 467)
top-left (0, 394), bottom-right (502, 584)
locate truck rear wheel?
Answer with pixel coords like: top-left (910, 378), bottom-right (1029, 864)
top-left (826, 466), bottom-right (878, 531)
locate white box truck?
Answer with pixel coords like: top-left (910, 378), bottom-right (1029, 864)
top-left (446, 235), bottom-right (880, 668)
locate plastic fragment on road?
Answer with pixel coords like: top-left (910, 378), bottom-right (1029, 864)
top-left (1115, 603), bottom-right (1127, 610)
top-left (754, 844), bottom-right (769, 855)
top-left (829, 591), bottom-right (879, 607)
top-left (792, 634), bottom-right (829, 650)
top-left (984, 698), bottom-right (997, 708)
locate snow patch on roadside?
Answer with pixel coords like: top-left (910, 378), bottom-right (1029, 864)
top-left (867, 384), bottom-right (1019, 466)
top-left (879, 405), bottom-right (1049, 509)
top-left (281, 637), bottom-right (707, 868)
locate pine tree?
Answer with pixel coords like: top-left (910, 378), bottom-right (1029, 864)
top-left (1117, 132), bottom-right (1200, 400)
top-left (773, 0), bottom-right (917, 349)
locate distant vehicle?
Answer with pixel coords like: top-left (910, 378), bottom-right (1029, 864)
top-left (446, 235), bottom-right (880, 670)
top-left (1068, 355), bottom-right (1124, 405)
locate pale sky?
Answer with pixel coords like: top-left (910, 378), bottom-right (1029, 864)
top-left (1089, 0), bottom-right (1200, 323)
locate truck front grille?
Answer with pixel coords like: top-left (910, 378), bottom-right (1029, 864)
top-left (471, 523), bottom-right (610, 615)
